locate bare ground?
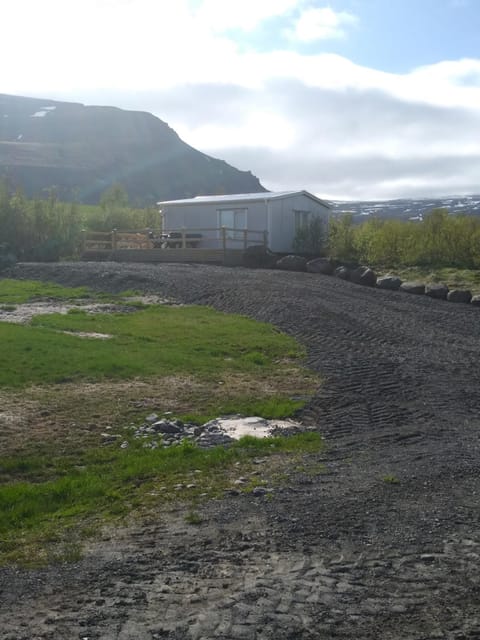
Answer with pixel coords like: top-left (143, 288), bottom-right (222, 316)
top-left (1, 261), bottom-right (480, 640)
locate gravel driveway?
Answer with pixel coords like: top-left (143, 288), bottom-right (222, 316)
top-left (1, 261), bottom-right (480, 640)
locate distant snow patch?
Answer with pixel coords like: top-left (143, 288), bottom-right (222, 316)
top-left (31, 111), bottom-right (48, 117)
top-left (17, 134), bottom-right (23, 141)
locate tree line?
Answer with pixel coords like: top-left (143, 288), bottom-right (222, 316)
top-left (0, 181), bottom-right (158, 261)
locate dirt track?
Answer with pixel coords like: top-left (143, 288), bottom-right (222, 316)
top-left (2, 261), bottom-right (480, 640)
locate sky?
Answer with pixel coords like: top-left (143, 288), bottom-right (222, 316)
top-left (2, 0), bottom-right (480, 200)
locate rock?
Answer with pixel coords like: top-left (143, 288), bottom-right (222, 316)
top-left (334, 266), bottom-right (350, 281)
top-left (151, 420), bottom-right (182, 434)
top-left (242, 245), bottom-right (277, 268)
top-left (425, 283), bottom-right (449, 300)
top-left (145, 413), bottom-right (159, 423)
top-left (376, 275), bottom-right (402, 290)
top-left (447, 289), bottom-right (472, 304)
top-left (306, 257), bottom-right (334, 275)
top-left (275, 255), bottom-right (308, 272)
top-left (471, 295), bottom-right (480, 306)
top-left (350, 266), bottom-right (377, 287)
top-left (400, 281), bottom-right (425, 295)
top-left (252, 487), bottom-right (267, 496)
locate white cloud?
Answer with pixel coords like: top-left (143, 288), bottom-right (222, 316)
top-left (288, 6), bottom-right (358, 42)
top-left (194, 0), bottom-right (301, 31)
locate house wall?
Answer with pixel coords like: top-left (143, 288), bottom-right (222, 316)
top-left (162, 200), bottom-right (268, 249)
top-left (268, 194), bottom-right (329, 253)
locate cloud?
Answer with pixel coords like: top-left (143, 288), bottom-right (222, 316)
top-left (194, 0), bottom-right (301, 32)
top-left (287, 6), bottom-right (358, 42)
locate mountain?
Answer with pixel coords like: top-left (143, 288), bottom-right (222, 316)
top-left (331, 195), bottom-right (480, 222)
top-left (0, 93), bottom-right (266, 205)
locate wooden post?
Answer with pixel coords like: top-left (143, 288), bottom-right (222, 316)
top-left (181, 227), bottom-right (186, 249)
top-left (263, 230), bottom-right (268, 248)
top-left (243, 228), bottom-right (248, 251)
top-left (112, 229), bottom-right (117, 250)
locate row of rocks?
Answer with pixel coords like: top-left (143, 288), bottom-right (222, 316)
top-left (274, 255), bottom-right (480, 306)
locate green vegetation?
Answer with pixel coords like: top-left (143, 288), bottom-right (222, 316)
top-left (293, 217), bottom-right (326, 255)
top-left (329, 209), bottom-right (480, 270)
top-left (0, 179), bottom-right (158, 261)
top-left (0, 278), bottom-right (93, 304)
top-left (0, 280), bottom-right (322, 565)
top-left (0, 430), bottom-right (323, 566)
top-left (382, 474), bottom-right (400, 484)
top-left (0, 303), bottom-right (305, 388)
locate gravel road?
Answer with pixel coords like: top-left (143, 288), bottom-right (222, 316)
top-left (2, 261), bottom-right (480, 640)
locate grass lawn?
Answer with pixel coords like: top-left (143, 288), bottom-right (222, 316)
top-left (0, 279), bottom-right (322, 566)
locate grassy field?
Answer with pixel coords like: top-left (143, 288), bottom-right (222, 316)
top-left (0, 279), bottom-right (322, 566)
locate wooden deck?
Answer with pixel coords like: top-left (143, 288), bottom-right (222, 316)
top-left (81, 248), bottom-right (245, 266)
top-left (80, 227), bottom-right (267, 266)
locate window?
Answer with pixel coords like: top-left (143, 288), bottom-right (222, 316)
top-left (218, 208), bottom-right (247, 239)
top-left (294, 210), bottom-right (311, 231)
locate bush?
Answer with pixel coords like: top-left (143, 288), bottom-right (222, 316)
top-left (292, 216), bottom-right (326, 255)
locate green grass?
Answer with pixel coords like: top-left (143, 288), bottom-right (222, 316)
top-left (382, 474), bottom-right (400, 484)
top-left (0, 305), bottom-right (304, 388)
top-left (0, 279), bottom-right (92, 303)
top-left (0, 278), bottom-right (322, 566)
top-left (179, 396), bottom-right (305, 425)
top-left (0, 278), bottom-right (140, 304)
top-left (0, 432), bottom-right (323, 565)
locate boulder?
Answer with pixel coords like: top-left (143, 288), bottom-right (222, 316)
top-left (447, 289), bottom-right (472, 304)
top-left (471, 295), bottom-right (480, 307)
top-left (425, 283), bottom-right (449, 300)
top-left (400, 281), bottom-right (425, 295)
top-left (350, 266), bottom-right (377, 287)
top-left (306, 257), bottom-right (334, 275)
top-left (376, 275), bottom-right (402, 290)
top-left (334, 266), bottom-right (350, 280)
top-left (243, 245), bottom-right (277, 269)
top-left (275, 255), bottom-right (308, 272)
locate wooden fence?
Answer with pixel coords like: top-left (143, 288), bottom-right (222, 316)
top-left (80, 227), bottom-right (268, 264)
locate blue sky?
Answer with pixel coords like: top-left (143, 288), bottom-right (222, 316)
top-left (2, 0), bottom-right (480, 200)
top-left (223, 0), bottom-right (480, 71)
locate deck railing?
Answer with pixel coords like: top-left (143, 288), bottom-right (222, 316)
top-left (81, 227), bottom-right (268, 252)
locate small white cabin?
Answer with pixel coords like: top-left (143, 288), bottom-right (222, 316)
top-left (157, 191), bottom-right (330, 253)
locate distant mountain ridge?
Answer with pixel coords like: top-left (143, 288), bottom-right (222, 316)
top-left (0, 93), bottom-right (266, 205)
top-left (331, 195), bottom-right (480, 222)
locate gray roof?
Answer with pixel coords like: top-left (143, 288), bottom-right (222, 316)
top-left (158, 190), bottom-right (330, 208)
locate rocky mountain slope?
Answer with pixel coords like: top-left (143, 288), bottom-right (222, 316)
top-left (0, 93), bottom-right (265, 205)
